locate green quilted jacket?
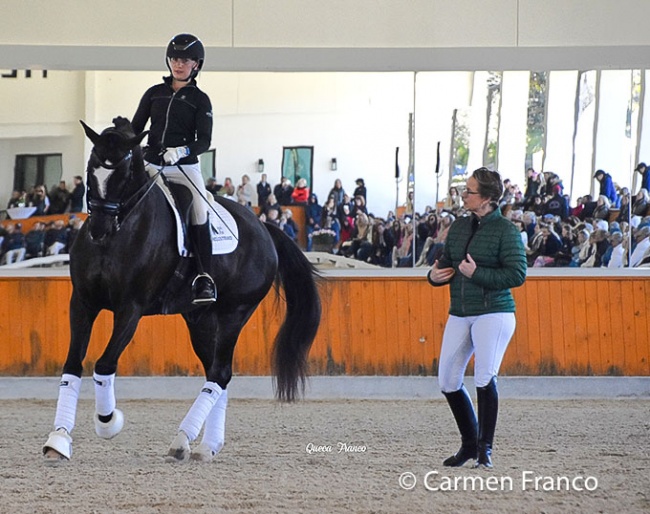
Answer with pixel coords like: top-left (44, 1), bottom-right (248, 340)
top-left (429, 208), bottom-right (526, 316)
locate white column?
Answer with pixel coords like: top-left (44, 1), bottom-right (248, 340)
top-left (545, 71), bottom-right (578, 181)
top-left (497, 71), bottom-right (529, 187)
top-left (414, 71), bottom-right (473, 209)
top-left (466, 71), bottom-right (489, 173)
top-left (594, 70), bottom-right (634, 189)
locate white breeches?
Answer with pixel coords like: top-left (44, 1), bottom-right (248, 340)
top-left (438, 313), bottom-right (516, 392)
top-left (145, 162), bottom-right (209, 225)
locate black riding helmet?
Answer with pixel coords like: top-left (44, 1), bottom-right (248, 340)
top-left (166, 33), bottom-right (205, 80)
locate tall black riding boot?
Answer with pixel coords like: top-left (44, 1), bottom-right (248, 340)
top-left (474, 376), bottom-right (499, 469)
top-left (442, 385), bottom-right (478, 467)
top-left (190, 222), bottom-right (217, 304)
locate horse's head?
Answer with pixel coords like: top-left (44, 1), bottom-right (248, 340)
top-left (81, 117), bottom-right (148, 242)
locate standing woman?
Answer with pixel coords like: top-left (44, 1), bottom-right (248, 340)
top-left (428, 167), bottom-right (526, 469)
top-left (132, 34), bottom-right (215, 304)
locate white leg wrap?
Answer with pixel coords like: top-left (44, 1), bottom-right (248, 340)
top-left (53, 374), bottom-right (82, 433)
top-left (93, 372), bottom-right (116, 416)
top-left (178, 381), bottom-right (222, 442)
top-left (200, 389), bottom-right (228, 453)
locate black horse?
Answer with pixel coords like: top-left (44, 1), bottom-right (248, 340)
top-left (43, 117), bottom-right (321, 462)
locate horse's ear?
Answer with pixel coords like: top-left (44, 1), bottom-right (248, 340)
top-left (80, 120), bottom-right (101, 145)
top-left (129, 130), bottom-right (149, 149)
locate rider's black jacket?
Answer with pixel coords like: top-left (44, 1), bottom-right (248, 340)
top-left (132, 76), bottom-right (213, 166)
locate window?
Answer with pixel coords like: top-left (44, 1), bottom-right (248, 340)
top-left (200, 149), bottom-right (216, 183)
top-left (14, 154), bottom-right (62, 192)
top-left (281, 146), bottom-right (314, 189)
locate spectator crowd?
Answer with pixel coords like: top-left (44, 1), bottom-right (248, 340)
top-left (6, 164), bottom-right (650, 269)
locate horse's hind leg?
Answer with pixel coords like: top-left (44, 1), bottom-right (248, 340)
top-left (167, 306), bottom-right (254, 463)
top-left (44, 292), bottom-right (99, 462)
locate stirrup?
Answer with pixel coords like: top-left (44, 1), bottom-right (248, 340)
top-left (191, 273), bottom-right (217, 304)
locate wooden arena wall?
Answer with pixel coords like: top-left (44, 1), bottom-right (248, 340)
top-left (0, 275), bottom-right (648, 377)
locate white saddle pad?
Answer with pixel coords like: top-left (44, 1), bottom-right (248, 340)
top-left (154, 180), bottom-right (238, 256)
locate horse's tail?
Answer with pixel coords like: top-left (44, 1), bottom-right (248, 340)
top-left (264, 222), bottom-right (322, 402)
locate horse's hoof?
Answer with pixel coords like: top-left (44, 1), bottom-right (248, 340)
top-left (94, 409), bottom-right (124, 439)
top-left (43, 428), bottom-right (72, 462)
top-left (165, 431), bottom-right (191, 463)
top-left (190, 442), bottom-right (223, 462)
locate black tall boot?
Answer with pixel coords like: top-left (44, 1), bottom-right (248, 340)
top-left (442, 385), bottom-right (478, 467)
top-left (190, 222), bottom-right (217, 304)
top-left (474, 376), bottom-right (499, 469)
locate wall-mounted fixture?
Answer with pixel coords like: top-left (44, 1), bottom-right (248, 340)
top-left (257, 158), bottom-right (265, 173)
top-left (330, 158), bottom-right (337, 171)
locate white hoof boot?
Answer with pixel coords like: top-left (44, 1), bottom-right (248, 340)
top-left (43, 428), bottom-right (73, 462)
top-left (165, 431), bottom-right (191, 463)
top-left (94, 409), bottom-right (124, 439)
top-left (190, 442), bottom-right (223, 462)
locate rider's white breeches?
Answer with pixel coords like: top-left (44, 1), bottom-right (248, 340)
top-left (438, 312), bottom-right (516, 392)
top-left (146, 162), bottom-right (209, 225)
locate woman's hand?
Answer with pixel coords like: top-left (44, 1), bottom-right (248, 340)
top-left (458, 253), bottom-right (477, 278)
top-left (428, 260), bottom-right (455, 283)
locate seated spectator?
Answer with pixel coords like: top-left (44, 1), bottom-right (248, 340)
top-left (282, 209), bottom-right (299, 241)
top-left (544, 185), bottom-right (569, 220)
top-left (416, 213), bottom-right (454, 267)
top-left (49, 181), bottom-right (71, 214)
top-left (290, 178), bottom-right (310, 205)
top-left (443, 186), bottom-right (462, 214)
top-left (44, 219), bottom-right (69, 255)
top-left (205, 177), bottom-right (221, 200)
top-left (582, 229), bottom-right (610, 267)
top-left (577, 194), bottom-right (597, 220)
top-left (217, 177), bottom-right (236, 200)
top-left (260, 193), bottom-right (281, 218)
top-left (532, 222), bottom-right (563, 267)
top-left (1, 223), bottom-right (26, 264)
top-left (604, 231), bottom-right (626, 268)
top-left (523, 211), bottom-right (537, 243)
top-left (24, 222), bottom-right (46, 259)
top-left (632, 188), bottom-right (649, 217)
top-left (305, 193), bottom-right (322, 252)
top-left (369, 220), bottom-right (394, 267)
top-left (592, 195), bottom-right (611, 221)
top-left (265, 208), bottom-right (281, 227)
top-left (554, 224), bottom-right (577, 267)
top-left (321, 196), bottom-right (338, 228)
top-left (351, 195), bottom-right (368, 218)
top-left (341, 212), bottom-right (372, 260)
top-left (392, 220), bottom-right (414, 267)
top-left (630, 226), bottom-right (650, 267)
top-left (617, 188), bottom-right (631, 223)
top-left (529, 195), bottom-right (545, 217)
top-left (66, 216), bottom-right (84, 252)
top-left (569, 228), bottom-right (592, 267)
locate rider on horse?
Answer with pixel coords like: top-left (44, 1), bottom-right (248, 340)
top-left (132, 33), bottom-right (216, 304)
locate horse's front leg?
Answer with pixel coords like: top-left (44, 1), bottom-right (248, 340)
top-left (92, 305), bottom-right (143, 440)
top-left (43, 291), bottom-right (99, 462)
